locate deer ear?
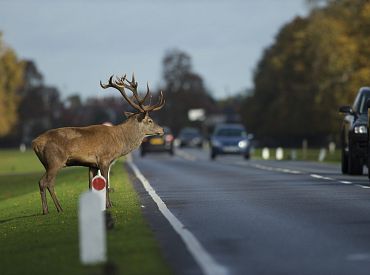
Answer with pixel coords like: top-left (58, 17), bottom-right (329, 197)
top-left (124, 112), bottom-right (134, 118)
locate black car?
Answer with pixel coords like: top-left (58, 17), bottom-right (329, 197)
top-left (140, 127), bottom-right (174, 156)
top-left (339, 87), bottom-right (370, 175)
top-left (177, 127), bottom-right (203, 147)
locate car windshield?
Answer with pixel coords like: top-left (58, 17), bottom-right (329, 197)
top-left (215, 128), bottom-right (246, 137)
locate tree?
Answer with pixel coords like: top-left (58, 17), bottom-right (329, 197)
top-left (15, 61), bottom-right (64, 144)
top-left (0, 33), bottom-right (24, 137)
top-left (158, 49), bottom-right (216, 134)
top-left (242, 0), bottom-right (370, 146)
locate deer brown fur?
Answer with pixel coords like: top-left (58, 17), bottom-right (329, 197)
top-left (32, 74), bottom-right (165, 214)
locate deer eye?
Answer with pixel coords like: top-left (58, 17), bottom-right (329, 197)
top-left (148, 119), bottom-right (153, 124)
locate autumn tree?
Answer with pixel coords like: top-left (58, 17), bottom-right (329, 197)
top-left (242, 0), bottom-right (370, 146)
top-left (0, 33), bottom-right (24, 137)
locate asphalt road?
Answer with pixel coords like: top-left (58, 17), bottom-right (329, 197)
top-left (126, 148), bottom-right (370, 275)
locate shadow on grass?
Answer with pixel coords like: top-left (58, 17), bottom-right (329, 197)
top-left (0, 213), bottom-right (41, 224)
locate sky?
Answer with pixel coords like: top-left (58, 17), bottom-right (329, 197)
top-left (0, 0), bottom-right (309, 100)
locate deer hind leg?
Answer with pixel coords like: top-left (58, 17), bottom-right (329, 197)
top-left (45, 167), bottom-right (63, 213)
top-left (47, 185), bottom-right (63, 213)
top-left (39, 173), bottom-right (49, 215)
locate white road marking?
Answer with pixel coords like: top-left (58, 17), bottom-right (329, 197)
top-left (310, 174), bottom-right (334, 181)
top-left (355, 184), bottom-right (370, 189)
top-left (247, 163), bottom-right (301, 175)
top-left (127, 155), bottom-right (229, 275)
top-left (175, 150), bottom-right (368, 190)
top-left (245, 162), bottom-right (366, 188)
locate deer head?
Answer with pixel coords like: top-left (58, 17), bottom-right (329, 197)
top-left (100, 74), bottom-right (165, 136)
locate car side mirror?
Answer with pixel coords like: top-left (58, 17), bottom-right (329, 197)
top-left (339, 105), bottom-right (354, 114)
top-left (247, 133), bottom-right (254, 140)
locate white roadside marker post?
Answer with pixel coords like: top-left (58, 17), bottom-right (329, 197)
top-left (19, 143), bottom-right (26, 153)
top-left (328, 142), bottom-right (336, 154)
top-left (78, 171), bottom-right (108, 264)
top-left (91, 170), bottom-right (107, 211)
top-left (262, 147), bottom-right (270, 160)
top-left (276, 147), bottom-right (284, 160)
top-left (318, 148), bottom-right (327, 162)
top-left (290, 149), bottom-right (297, 160)
top-left (78, 191), bottom-right (107, 264)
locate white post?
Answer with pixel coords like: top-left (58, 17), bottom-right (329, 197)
top-left (318, 148), bottom-right (327, 162)
top-left (276, 147), bottom-right (284, 160)
top-left (328, 142), bottom-right (336, 154)
top-left (19, 143), bottom-right (26, 153)
top-left (79, 191), bottom-right (106, 265)
top-left (302, 139), bottom-right (308, 160)
top-left (290, 149), bottom-right (297, 160)
top-left (91, 171), bottom-right (106, 211)
top-left (262, 147), bottom-right (270, 160)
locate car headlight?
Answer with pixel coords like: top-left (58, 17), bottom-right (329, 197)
top-left (354, 125), bottom-right (368, 134)
top-left (238, 140), bottom-right (249, 148)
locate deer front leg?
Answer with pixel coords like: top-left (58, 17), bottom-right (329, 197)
top-left (100, 166), bottom-right (112, 208)
top-left (88, 167), bottom-right (98, 190)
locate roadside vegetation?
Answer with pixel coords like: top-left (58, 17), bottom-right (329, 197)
top-left (0, 149), bottom-right (171, 275)
top-left (243, 0), bottom-right (370, 146)
top-left (251, 148), bottom-right (340, 163)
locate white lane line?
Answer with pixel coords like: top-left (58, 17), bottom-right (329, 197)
top-left (248, 163), bottom-right (302, 175)
top-left (127, 156), bottom-right (228, 275)
top-left (310, 174), bottom-right (334, 181)
top-left (241, 161), bottom-right (370, 189)
top-left (355, 184), bottom-right (370, 189)
top-left (340, 180), bottom-right (352, 184)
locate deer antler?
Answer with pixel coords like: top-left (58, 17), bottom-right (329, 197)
top-left (100, 75), bottom-right (144, 112)
top-left (100, 74), bottom-right (165, 113)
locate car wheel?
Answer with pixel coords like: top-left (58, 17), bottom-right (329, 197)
top-left (211, 151), bottom-right (217, 160)
top-left (348, 148), bottom-right (363, 175)
top-left (244, 153), bottom-right (250, 160)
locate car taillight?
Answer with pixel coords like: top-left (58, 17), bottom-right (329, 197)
top-left (165, 135), bottom-right (174, 142)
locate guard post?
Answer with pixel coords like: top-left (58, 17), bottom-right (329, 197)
top-left (91, 170), bottom-right (106, 211)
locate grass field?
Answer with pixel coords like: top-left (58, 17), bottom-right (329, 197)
top-left (0, 149), bottom-right (172, 275)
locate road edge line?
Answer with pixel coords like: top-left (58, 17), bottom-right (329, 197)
top-left (126, 155), bottom-right (229, 275)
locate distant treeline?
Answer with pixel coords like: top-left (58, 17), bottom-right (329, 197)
top-left (0, 38), bottom-right (239, 147)
top-left (242, 0), bottom-right (370, 146)
top-left (5, 0), bottom-right (364, 148)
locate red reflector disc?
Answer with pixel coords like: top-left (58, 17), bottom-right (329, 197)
top-left (92, 176), bottom-right (106, 191)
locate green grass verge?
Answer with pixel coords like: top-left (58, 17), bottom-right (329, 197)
top-left (251, 148), bottom-right (341, 163)
top-left (0, 150), bottom-right (172, 275)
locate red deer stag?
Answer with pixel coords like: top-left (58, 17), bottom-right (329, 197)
top-left (32, 74), bottom-right (165, 214)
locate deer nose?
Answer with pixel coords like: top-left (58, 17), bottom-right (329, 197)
top-left (158, 128), bottom-right (164, 136)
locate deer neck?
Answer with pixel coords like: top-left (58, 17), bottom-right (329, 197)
top-left (116, 119), bottom-right (145, 155)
